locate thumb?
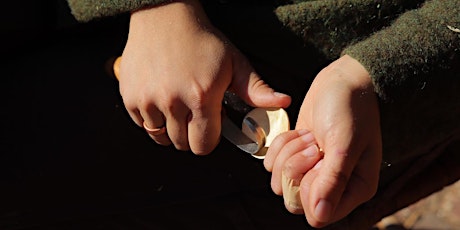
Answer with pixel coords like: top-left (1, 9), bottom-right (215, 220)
top-left (230, 52), bottom-right (291, 108)
top-left (301, 141), bottom-right (361, 227)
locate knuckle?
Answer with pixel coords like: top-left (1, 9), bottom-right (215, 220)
top-left (321, 168), bottom-right (350, 193)
top-left (187, 85), bottom-right (210, 111)
top-left (331, 169), bottom-right (350, 189)
top-left (272, 131), bottom-right (294, 148)
top-left (283, 161), bottom-right (297, 178)
top-left (252, 78), bottom-right (268, 89)
top-left (159, 92), bottom-right (183, 111)
top-left (119, 89), bottom-right (137, 110)
top-left (154, 96), bottom-right (180, 114)
top-left (121, 90), bottom-right (156, 112)
top-left (121, 96), bottom-right (138, 111)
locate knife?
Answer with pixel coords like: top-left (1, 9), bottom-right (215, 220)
top-left (110, 57), bottom-right (267, 157)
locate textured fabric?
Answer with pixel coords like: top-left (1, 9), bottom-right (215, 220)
top-left (274, 0), bottom-right (460, 101)
top-left (274, 0), bottom-right (423, 59)
top-left (343, 0), bottom-right (460, 101)
top-left (67, 0), bottom-right (172, 22)
top-left (66, 0), bottom-right (460, 101)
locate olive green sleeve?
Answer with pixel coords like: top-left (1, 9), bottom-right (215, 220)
top-left (343, 0), bottom-right (460, 101)
top-left (67, 0), bottom-right (172, 22)
top-left (274, 0), bottom-right (420, 60)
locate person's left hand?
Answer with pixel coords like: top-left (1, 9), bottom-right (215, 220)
top-left (264, 55), bottom-right (382, 228)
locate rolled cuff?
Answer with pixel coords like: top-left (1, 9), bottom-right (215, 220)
top-left (342, 0), bottom-right (460, 101)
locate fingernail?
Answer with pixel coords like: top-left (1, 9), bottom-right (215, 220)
top-left (274, 92), bottom-right (289, 98)
top-left (301, 144), bottom-right (319, 157)
top-left (300, 132), bottom-right (315, 143)
top-left (315, 199), bottom-right (333, 222)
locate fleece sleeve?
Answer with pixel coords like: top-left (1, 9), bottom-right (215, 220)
top-left (67, 0), bottom-right (172, 22)
top-left (274, 0), bottom-right (422, 60)
top-left (342, 0), bottom-right (460, 101)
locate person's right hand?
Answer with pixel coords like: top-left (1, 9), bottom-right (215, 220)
top-left (119, 0), bottom-right (291, 155)
top-left (264, 55), bottom-right (382, 228)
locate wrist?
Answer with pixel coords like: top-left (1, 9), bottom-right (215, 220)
top-left (336, 55), bottom-right (374, 92)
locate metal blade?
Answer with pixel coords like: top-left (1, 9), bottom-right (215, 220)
top-left (221, 116), bottom-right (264, 155)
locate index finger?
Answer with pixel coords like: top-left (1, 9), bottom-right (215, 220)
top-left (187, 104), bottom-right (222, 155)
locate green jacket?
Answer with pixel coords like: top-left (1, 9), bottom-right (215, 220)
top-left (67, 0), bottom-right (459, 101)
top-left (67, 0), bottom-right (460, 170)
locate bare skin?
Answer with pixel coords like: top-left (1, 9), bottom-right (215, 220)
top-left (264, 55), bottom-right (382, 228)
top-left (119, 0), bottom-right (291, 154)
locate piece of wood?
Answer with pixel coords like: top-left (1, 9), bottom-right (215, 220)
top-left (242, 108), bottom-right (290, 159)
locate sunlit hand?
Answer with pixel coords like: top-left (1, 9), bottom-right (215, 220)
top-left (264, 55), bottom-right (382, 228)
top-left (119, 0), bottom-right (291, 154)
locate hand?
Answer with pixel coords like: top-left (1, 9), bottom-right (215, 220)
top-left (264, 55), bottom-right (382, 227)
top-left (119, 0), bottom-right (291, 154)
